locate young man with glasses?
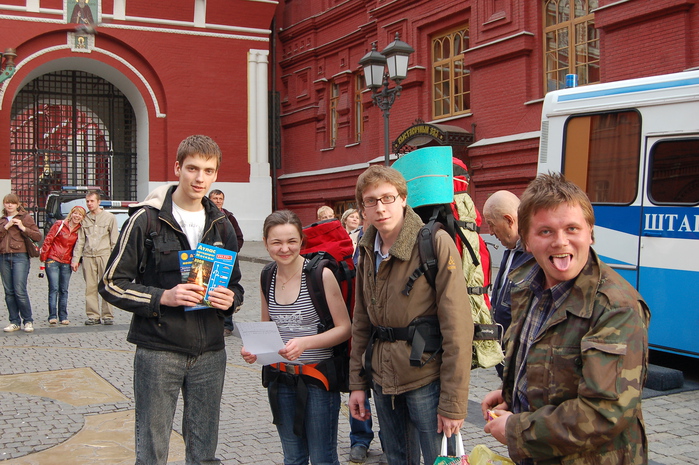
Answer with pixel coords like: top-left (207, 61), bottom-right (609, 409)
top-left (348, 165), bottom-right (473, 465)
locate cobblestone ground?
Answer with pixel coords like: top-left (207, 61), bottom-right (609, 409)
top-left (1, 251), bottom-right (698, 464)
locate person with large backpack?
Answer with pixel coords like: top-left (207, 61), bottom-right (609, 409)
top-left (240, 210), bottom-right (351, 465)
top-left (348, 166), bottom-right (473, 465)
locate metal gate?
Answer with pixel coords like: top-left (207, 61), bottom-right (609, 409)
top-left (10, 70), bottom-right (137, 225)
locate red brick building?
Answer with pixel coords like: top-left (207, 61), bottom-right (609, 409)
top-left (271, 0), bottom-right (699, 224)
top-left (0, 0), bottom-right (276, 239)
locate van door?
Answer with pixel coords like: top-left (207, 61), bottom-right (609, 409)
top-left (640, 136), bottom-right (699, 357)
top-left (561, 110), bottom-right (643, 289)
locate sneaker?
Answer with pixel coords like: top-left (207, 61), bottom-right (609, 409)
top-left (349, 445), bottom-right (368, 463)
top-left (223, 329), bottom-right (233, 337)
top-left (85, 318), bottom-right (101, 325)
top-left (23, 322), bottom-right (34, 333)
top-left (102, 318), bottom-right (114, 325)
top-left (60, 320), bottom-right (70, 325)
top-left (3, 323), bottom-right (20, 332)
top-left (49, 319), bottom-right (58, 325)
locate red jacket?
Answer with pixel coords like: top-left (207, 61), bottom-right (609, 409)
top-left (41, 220), bottom-right (81, 264)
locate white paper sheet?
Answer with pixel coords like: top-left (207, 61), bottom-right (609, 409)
top-left (236, 321), bottom-right (296, 365)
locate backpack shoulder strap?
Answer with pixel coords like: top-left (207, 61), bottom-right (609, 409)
top-left (260, 261), bottom-right (278, 305)
top-left (402, 220), bottom-right (441, 296)
top-left (138, 206), bottom-right (160, 275)
top-left (303, 254), bottom-right (335, 331)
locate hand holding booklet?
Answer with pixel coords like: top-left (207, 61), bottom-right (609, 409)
top-left (236, 321), bottom-right (299, 365)
top-left (179, 243), bottom-right (237, 311)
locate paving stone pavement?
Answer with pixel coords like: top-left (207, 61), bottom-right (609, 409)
top-left (1, 243), bottom-right (698, 464)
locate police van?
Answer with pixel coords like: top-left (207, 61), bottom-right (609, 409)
top-left (537, 69), bottom-right (699, 358)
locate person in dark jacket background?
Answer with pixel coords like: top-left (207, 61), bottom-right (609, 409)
top-left (483, 190), bottom-right (532, 378)
top-left (100, 135), bottom-right (244, 465)
top-left (208, 188), bottom-right (244, 337)
top-left (40, 205), bottom-right (86, 325)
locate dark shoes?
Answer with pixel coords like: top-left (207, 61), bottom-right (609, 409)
top-left (223, 329), bottom-right (233, 337)
top-left (85, 318), bottom-right (101, 325)
top-left (349, 445), bottom-right (368, 463)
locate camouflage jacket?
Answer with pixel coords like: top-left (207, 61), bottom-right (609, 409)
top-left (502, 249), bottom-right (650, 465)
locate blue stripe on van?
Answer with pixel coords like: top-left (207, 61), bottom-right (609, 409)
top-left (557, 77), bottom-right (699, 102)
top-left (594, 206), bottom-right (641, 236)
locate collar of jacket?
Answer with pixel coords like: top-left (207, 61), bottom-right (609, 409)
top-left (358, 206), bottom-right (423, 262)
top-left (510, 248), bottom-right (603, 321)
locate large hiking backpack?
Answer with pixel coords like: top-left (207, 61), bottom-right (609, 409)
top-left (259, 218), bottom-right (355, 392)
top-left (393, 148), bottom-right (504, 369)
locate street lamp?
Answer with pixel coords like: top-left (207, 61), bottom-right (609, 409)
top-left (359, 33), bottom-right (414, 165)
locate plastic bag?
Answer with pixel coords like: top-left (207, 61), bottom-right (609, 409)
top-left (467, 444), bottom-right (515, 465)
top-left (433, 432), bottom-right (468, 464)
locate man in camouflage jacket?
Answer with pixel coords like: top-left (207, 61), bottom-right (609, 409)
top-left (482, 173), bottom-right (650, 465)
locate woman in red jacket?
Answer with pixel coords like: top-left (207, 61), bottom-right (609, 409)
top-left (40, 205), bottom-right (86, 325)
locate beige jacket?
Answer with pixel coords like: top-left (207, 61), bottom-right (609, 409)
top-left (72, 208), bottom-right (118, 263)
top-left (349, 207), bottom-right (473, 420)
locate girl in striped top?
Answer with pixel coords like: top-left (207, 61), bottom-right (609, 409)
top-left (241, 210), bottom-right (350, 465)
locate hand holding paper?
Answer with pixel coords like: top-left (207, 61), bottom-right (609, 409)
top-left (237, 321), bottom-right (298, 365)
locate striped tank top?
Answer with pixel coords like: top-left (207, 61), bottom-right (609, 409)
top-left (267, 259), bottom-right (333, 364)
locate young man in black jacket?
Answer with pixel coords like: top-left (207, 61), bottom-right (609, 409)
top-left (100, 135), bottom-right (243, 465)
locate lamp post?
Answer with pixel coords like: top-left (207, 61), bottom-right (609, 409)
top-left (359, 33), bottom-right (414, 166)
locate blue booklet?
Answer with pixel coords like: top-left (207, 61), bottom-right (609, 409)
top-left (180, 244), bottom-right (237, 311)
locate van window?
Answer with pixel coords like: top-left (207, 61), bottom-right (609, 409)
top-left (648, 138), bottom-right (699, 205)
top-left (563, 110), bottom-right (641, 204)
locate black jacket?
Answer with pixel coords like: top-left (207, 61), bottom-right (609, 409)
top-left (99, 185), bottom-right (244, 355)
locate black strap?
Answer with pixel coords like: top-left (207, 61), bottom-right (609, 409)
top-left (467, 285), bottom-right (490, 296)
top-left (138, 207), bottom-right (158, 276)
top-left (364, 317), bottom-right (442, 384)
top-left (264, 367), bottom-right (310, 438)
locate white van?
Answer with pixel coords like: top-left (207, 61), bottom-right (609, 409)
top-left (538, 69), bottom-right (699, 358)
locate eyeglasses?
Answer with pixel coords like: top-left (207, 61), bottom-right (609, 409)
top-left (362, 194), bottom-right (399, 208)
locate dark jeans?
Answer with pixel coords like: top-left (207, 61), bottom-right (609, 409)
top-left (45, 260), bottom-right (72, 322)
top-left (373, 380), bottom-right (446, 465)
top-left (270, 381), bottom-right (341, 465)
top-left (0, 253), bottom-right (33, 325)
top-left (134, 347), bottom-right (226, 465)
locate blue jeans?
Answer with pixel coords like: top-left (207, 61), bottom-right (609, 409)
top-left (45, 260), bottom-right (72, 322)
top-left (0, 253), bottom-right (33, 325)
top-left (133, 347), bottom-right (226, 465)
top-left (349, 394), bottom-right (374, 448)
top-left (372, 380), bottom-right (446, 465)
top-left (270, 381), bottom-right (341, 465)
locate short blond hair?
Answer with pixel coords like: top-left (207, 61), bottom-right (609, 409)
top-left (316, 205), bottom-right (334, 220)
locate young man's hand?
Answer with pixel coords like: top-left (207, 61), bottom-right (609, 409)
top-left (349, 390), bottom-right (371, 421)
top-left (160, 283), bottom-right (206, 307)
top-left (206, 286), bottom-right (235, 310)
